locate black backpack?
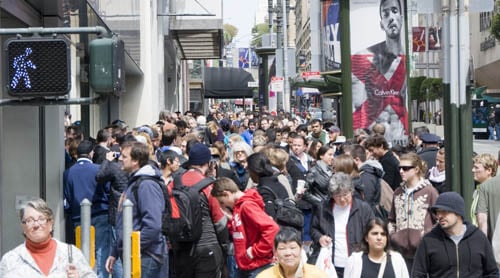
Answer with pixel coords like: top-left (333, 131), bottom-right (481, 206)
top-left (165, 175), bottom-right (215, 242)
top-left (130, 175), bottom-right (215, 243)
top-left (258, 185), bottom-right (304, 230)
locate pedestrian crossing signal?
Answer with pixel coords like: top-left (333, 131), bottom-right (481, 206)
top-left (89, 37), bottom-right (125, 93)
top-left (4, 37), bottom-right (71, 96)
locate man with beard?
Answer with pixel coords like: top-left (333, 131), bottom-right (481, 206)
top-left (412, 192), bottom-right (497, 277)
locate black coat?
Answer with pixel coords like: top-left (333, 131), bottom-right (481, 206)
top-left (379, 150), bottom-right (402, 190)
top-left (310, 198), bottom-right (375, 260)
top-left (287, 154), bottom-right (314, 209)
top-left (92, 145), bottom-right (109, 164)
top-left (304, 161), bottom-right (332, 208)
top-left (359, 161), bottom-right (385, 207)
top-left (95, 159), bottom-right (128, 225)
top-left (257, 175), bottom-right (290, 220)
top-left (412, 222), bottom-right (498, 278)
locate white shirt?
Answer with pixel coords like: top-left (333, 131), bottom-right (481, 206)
top-left (333, 204), bottom-right (350, 268)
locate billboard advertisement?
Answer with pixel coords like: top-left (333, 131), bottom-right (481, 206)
top-left (412, 27), bottom-right (426, 52)
top-left (321, 0), bottom-right (341, 71)
top-left (350, 0), bottom-right (408, 144)
top-left (238, 48), bottom-right (258, 68)
top-left (412, 26), bottom-right (442, 52)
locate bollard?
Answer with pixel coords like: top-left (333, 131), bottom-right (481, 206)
top-left (75, 226), bottom-right (95, 268)
top-left (122, 199), bottom-right (133, 278)
top-left (80, 199), bottom-right (92, 264)
top-left (131, 231), bottom-right (141, 278)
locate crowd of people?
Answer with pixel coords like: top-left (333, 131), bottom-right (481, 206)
top-left (1, 106), bottom-right (500, 278)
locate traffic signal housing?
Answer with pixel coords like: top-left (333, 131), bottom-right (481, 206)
top-left (4, 37), bottom-right (71, 97)
top-left (89, 37), bottom-right (125, 93)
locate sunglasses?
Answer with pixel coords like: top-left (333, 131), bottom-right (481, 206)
top-left (399, 166), bottom-right (416, 172)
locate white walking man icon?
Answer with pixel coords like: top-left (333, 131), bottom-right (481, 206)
top-left (11, 47), bottom-right (37, 89)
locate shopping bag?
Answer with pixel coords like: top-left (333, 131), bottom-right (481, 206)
top-left (314, 244), bottom-right (337, 278)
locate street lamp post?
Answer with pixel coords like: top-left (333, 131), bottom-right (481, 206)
top-left (282, 0), bottom-right (289, 113)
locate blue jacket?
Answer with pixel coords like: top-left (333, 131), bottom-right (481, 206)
top-left (241, 129), bottom-right (254, 146)
top-left (112, 164), bottom-right (166, 261)
top-left (63, 158), bottom-right (110, 222)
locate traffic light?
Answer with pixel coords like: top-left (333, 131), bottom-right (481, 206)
top-left (89, 37), bottom-right (125, 93)
top-left (4, 37), bottom-right (71, 97)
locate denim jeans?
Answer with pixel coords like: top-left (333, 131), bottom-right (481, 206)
top-left (74, 214), bottom-right (112, 278)
top-left (302, 209), bottom-right (313, 242)
top-left (110, 226), bottom-right (123, 278)
top-left (496, 123), bottom-right (500, 140)
top-left (227, 255), bottom-right (239, 278)
top-left (141, 254), bottom-right (163, 278)
top-left (93, 214), bottom-right (112, 278)
top-left (489, 126), bottom-right (496, 140)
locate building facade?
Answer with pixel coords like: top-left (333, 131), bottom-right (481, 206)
top-left (0, 0), bottom-right (222, 254)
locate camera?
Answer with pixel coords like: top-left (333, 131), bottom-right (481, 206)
top-left (209, 158), bottom-right (218, 168)
top-left (113, 152), bottom-right (120, 159)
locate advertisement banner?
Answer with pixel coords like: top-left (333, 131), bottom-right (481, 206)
top-left (412, 27), bottom-right (426, 52)
top-left (238, 48), bottom-right (258, 68)
top-left (350, 0), bottom-right (408, 144)
top-left (321, 0), bottom-right (341, 71)
top-left (428, 26), bottom-right (441, 50)
top-left (412, 26), bottom-right (441, 52)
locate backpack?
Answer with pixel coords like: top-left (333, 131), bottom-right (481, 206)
top-left (258, 185), bottom-right (304, 230)
top-left (165, 175), bottom-right (215, 242)
top-left (374, 178), bottom-right (394, 220)
top-left (131, 174), bottom-right (215, 243)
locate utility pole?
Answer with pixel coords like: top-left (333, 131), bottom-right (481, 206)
top-left (282, 0), bottom-right (289, 112)
top-left (442, 0), bottom-right (472, 213)
top-left (425, 14), bottom-right (430, 124)
top-left (339, 0), bottom-right (353, 138)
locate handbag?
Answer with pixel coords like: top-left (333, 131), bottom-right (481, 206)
top-left (303, 185), bottom-right (329, 207)
top-left (259, 185), bottom-right (304, 229)
top-left (314, 244), bottom-right (338, 278)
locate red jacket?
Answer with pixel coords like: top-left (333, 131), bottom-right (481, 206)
top-left (231, 189), bottom-right (279, 270)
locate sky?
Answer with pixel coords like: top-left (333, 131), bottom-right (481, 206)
top-left (222, 0), bottom-right (259, 47)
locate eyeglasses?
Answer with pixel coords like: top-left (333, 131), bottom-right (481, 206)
top-left (399, 166), bottom-right (416, 172)
top-left (22, 217), bottom-right (48, 226)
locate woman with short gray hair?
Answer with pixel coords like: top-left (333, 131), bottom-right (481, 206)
top-left (0, 198), bottom-right (95, 277)
top-left (310, 172), bottom-right (375, 278)
top-left (328, 171), bottom-right (355, 196)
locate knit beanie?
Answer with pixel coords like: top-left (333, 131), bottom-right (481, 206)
top-left (431, 192), bottom-right (465, 219)
top-left (187, 143), bottom-right (211, 166)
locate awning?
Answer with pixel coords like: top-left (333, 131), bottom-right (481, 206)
top-left (168, 3), bottom-right (224, 60)
top-left (291, 70), bottom-right (342, 94)
top-left (203, 67), bottom-right (255, 99)
top-left (483, 89), bottom-right (500, 103)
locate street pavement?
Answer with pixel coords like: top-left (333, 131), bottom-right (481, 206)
top-left (473, 139), bottom-right (500, 157)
